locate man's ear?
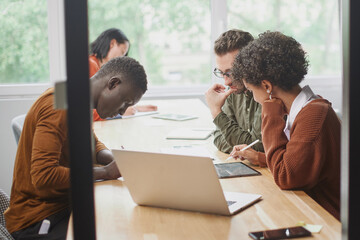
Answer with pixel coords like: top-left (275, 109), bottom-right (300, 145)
top-left (108, 77), bottom-right (121, 90)
top-left (261, 80), bottom-right (273, 93)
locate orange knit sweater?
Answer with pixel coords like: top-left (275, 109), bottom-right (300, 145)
top-left (89, 55), bottom-right (104, 121)
top-left (5, 88), bottom-right (107, 233)
top-left (261, 98), bottom-right (340, 220)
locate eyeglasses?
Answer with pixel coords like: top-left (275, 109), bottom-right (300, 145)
top-left (213, 68), bottom-right (232, 78)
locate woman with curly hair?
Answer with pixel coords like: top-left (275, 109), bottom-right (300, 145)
top-left (230, 31), bottom-right (340, 220)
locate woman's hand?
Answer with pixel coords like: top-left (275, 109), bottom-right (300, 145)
top-left (263, 98), bottom-right (287, 116)
top-left (230, 144), bottom-right (260, 166)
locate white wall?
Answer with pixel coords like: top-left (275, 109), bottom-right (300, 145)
top-left (0, 98), bottom-right (36, 195)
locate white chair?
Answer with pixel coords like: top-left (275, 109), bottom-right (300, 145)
top-left (11, 114), bottom-right (26, 145)
top-left (0, 189), bottom-right (14, 240)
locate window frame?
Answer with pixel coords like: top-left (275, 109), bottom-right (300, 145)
top-left (0, 0), bottom-right (342, 106)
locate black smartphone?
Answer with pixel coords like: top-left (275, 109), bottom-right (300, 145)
top-left (248, 226), bottom-right (311, 240)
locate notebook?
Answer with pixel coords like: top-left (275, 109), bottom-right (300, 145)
top-left (113, 149), bottom-right (262, 215)
top-left (166, 128), bottom-right (214, 140)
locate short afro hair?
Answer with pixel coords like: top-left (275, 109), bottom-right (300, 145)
top-left (232, 31), bottom-right (309, 91)
top-left (214, 29), bottom-right (254, 55)
top-left (94, 56), bottom-right (147, 93)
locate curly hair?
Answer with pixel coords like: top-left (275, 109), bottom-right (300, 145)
top-left (94, 56), bottom-right (147, 93)
top-left (232, 31), bottom-right (309, 91)
top-left (214, 29), bottom-right (254, 55)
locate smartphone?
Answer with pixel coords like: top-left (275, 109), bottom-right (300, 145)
top-left (248, 226), bottom-right (311, 240)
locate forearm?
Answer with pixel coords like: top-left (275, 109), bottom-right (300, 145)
top-left (261, 100), bottom-right (319, 189)
top-left (214, 112), bottom-right (264, 152)
top-left (31, 118), bottom-right (71, 190)
top-left (257, 152), bottom-right (267, 167)
top-left (93, 161), bottom-right (121, 181)
top-left (93, 153), bottom-right (121, 181)
top-left (213, 129), bottom-right (233, 153)
top-left (96, 149), bottom-right (114, 165)
top-left (93, 166), bottom-right (107, 180)
top-left (31, 163), bottom-right (70, 190)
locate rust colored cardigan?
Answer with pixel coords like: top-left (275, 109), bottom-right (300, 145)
top-left (261, 98), bottom-right (340, 220)
top-left (5, 88), bottom-right (107, 233)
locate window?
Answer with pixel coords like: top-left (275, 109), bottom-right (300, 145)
top-left (88, 0), bottom-right (211, 87)
top-left (0, 0), bottom-right (341, 109)
top-left (227, 0), bottom-right (342, 111)
top-left (0, 0), bottom-right (49, 84)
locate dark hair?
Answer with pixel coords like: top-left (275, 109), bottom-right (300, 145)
top-left (90, 28), bottom-right (130, 61)
top-left (214, 29), bottom-right (254, 55)
top-left (232, 31), bottom-right (309, 91)
top-left (95, 56), bottom-right (147, 93)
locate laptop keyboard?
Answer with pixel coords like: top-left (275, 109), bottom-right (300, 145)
top-left (227, 201), bottom-right (236, 206)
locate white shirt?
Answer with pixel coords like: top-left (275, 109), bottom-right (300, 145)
top-left (283, 85), bottom-right (319, 140)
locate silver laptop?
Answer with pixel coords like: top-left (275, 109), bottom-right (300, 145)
top-left (113, 149), bottom-right (262, 216)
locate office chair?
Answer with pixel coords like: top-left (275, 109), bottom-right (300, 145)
top-left (0, 189), bottom-right (14, 240)
top-left (11, 114), bottom-right (26, 145)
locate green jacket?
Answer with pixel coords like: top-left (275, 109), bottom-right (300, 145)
top-left (213, 91), bottom-right (264, 153)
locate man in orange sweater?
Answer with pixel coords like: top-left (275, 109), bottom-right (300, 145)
top-left (231, 31), bottom-right (340, 220)
top-left (5, 56), bottom-right (148, 239)
top-left (89, 28), bottom-right (157, 121)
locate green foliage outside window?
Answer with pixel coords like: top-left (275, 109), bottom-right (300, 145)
top-left (0, 0), bottom-right (340, 85)
top-left (228, 0), bottom-right (341, 76)
top-left (0, 0), bottom-right (49, 84)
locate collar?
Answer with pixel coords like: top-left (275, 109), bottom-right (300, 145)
top-left (89, 55), bottom-right (100, 68)
top-left (244, 90), bottom-right (253, 98)
top-left (284, 85), bottom-right (319, 140)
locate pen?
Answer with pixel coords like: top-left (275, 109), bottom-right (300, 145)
top-left (240, 139), bottom-right (260, 151)
top-left (225, 139), bottom-right (260, 161)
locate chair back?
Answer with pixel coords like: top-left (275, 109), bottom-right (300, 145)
top-left (11, 114), bottom-right (26, 144)
top-left (0, 189), bottom-right (13, 240)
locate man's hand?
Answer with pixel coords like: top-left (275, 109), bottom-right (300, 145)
top-left (205, 83), bottom-right (236, 118)
top-left (94, 149), bottom-right (121, 181)
top-left (93, 161), bottom-right (121, 181)
top-left (123, 105), bottom-right (158, 116)
top-left (103, 161), bottom-right (121, 180)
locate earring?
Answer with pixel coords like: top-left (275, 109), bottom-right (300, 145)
top-left (267, 90), bottom-right (272, 100)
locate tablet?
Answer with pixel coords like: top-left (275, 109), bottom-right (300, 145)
top-left (152, 113), bottom-right (198, 121)
top-left (214, 162), bottom-right (261, 178)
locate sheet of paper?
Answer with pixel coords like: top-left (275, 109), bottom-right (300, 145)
top-left (166, 128), bottom-right (214, 140)
top-left (106, 111), bottom-right (158, 120)
top-left (121, 111), bottom-right (159, 119)
top-left (297, 221), bottom-right (323, 233)
top-left (160, 145), bottom-right (213, 158)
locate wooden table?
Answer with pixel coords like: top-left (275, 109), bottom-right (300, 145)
top-left (67, 99), bottom-right (341, 240)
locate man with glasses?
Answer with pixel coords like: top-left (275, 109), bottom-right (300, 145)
top-left (205, 29), bottom-right (265, 164)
